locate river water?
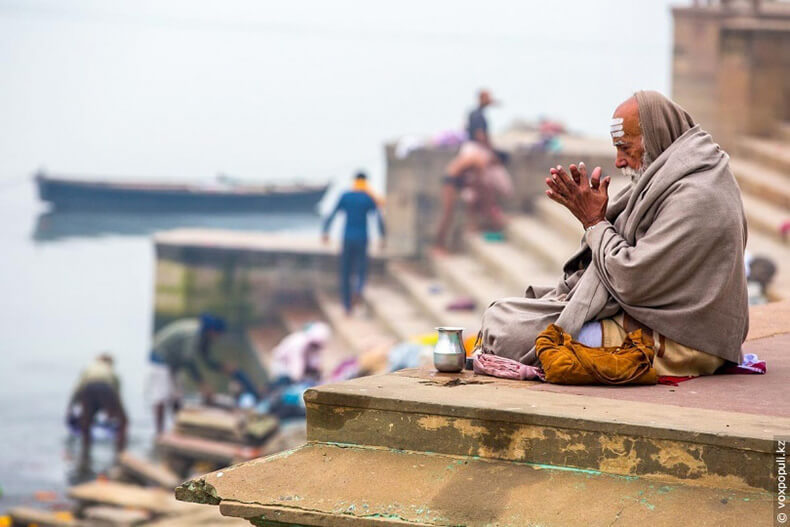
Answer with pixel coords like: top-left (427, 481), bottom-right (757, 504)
top-left (0, 0), bottom-right (678, 504)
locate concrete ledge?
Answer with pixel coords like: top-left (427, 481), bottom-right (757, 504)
top-left (304, 369), bottom-right (789, 491)
top-left (176, 443), bottom-right (773, 526)
top-left (154, 229), bottom-right (386, 267)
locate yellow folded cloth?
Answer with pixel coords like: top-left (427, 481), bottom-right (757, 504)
top-left (536, 324), bottom-right (657, 385)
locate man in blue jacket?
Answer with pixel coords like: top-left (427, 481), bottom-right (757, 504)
top-left (322, 172), bottom-right (386, 315)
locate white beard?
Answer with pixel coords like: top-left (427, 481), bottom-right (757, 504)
top-left (621, 151), bottom-right (652, 184)
top-left (620, 166), bottom-right (644, 183)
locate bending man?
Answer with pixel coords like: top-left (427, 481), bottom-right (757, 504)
top-left (146, 314), bottom-right (259, 434)
top-left (67, 353), bottom-right (127, 465)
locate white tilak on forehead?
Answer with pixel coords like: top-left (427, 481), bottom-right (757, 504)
top-left (610, 117), bottom-right (624, 138)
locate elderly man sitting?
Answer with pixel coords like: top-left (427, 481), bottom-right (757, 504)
top-left (477, 91), bottom-right (748, 377)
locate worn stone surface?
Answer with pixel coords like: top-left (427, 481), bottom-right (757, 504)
top-left (176, 443), bottom-right (773, 526)
top-left (306, 367), bottom-right (789, 447)
top-left (157, 431), bottom-right (263, 465)
top-left (81, 505), bottom-right (152, 525)
top-left (304, 367), bottom-right (788, 491)
top-left (747, 300), bottom-right (790, 341)
top-left (307, 403), bottom-right (774, 492)
top-left (143, 506), bottom-right (248, 526)
top-left (118, 451), bottom-right (182, 489)
top-left (68, 481), bottom-right (200, 514)
top-left (153, 230), bottom-right (386, 329)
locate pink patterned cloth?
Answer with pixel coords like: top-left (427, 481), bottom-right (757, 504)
top-left (721, 353), bottom-right (766, 375)
top-left (658, 352), bottom-right (766, 385)
top-left (473, 352), bottom-right (545, 381)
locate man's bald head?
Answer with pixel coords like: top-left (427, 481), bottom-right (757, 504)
top-left (612, 95), bottom-right (649, 180)
top-left (613, 97), bottom-right (640, 139)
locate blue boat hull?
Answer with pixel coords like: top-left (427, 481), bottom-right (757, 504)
top-left (36, 174), bottom-right (327, 212)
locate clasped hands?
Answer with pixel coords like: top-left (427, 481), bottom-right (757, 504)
top-left (545, 163), bottom-right (610, 230)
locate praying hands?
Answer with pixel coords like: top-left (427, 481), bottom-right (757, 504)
top-left (545, 163), bottom-right (610, 230)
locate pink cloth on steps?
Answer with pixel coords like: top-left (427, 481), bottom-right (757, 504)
top-left (473, 353), bottom-right (545, 381)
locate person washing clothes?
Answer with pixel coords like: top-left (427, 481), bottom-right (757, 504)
top-left (146, 313), bottom-right (259, 434)
top-left (67, 353), bottom-right (127, 465)
top-left (264, 322), bottom-right (331, 418)
top-left (322, 172), bottom-right (386, 315)
top-left (270, 322), bottom-right (331, 385)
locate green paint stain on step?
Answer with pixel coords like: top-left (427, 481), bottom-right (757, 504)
top-left (531, 463), bottom-right (603, 476)
top-left (640, 498), bottom-right (656, 511)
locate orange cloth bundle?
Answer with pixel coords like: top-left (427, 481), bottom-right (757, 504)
top-left (535, 324), bottom-right (657, 385)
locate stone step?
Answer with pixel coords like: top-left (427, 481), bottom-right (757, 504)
top-left (533, 197), bottom-right (584, 243)
top-left (157, 431), bottom-right (264, 466)
top-left (143, 508), bottom-right (246, 526)
top-left (314, 293), bottom-right (396, 356)
top-left (7, 507), bottom-right (85, 527)
top-left (738, 135), bottom-right (790, 173)
top-left (304, 364), bottom-right (790, 494)
top-left (388, 262), bottom-right (482, 332)
top-left (429, 251), bottom-right (516, 309)
top-left (81, 506), bottom-right (152, 526)
top-left (505, 215), bottom-right (581, 272)
top-left (118, 451), bottom-right (182, 489)
top-left (732, 158), bottom-right (790, 210)
top-left (466, 234), bottom-right (556, 293)
top-left (742, 192), bottom-right (790, 244)
top-left (177, 442), bottom-right (772, 527)
top-left (177, 305), bottom-right (790, 525)
top-left (69, 480), bottom-right (199, 515)
top-left (362, 282), bottom-right (432, 341)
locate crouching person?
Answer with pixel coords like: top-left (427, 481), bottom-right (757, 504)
top-left (67, 353), bottom-right (127, 465)
top-left (146, 314), bottom-right (227, 435)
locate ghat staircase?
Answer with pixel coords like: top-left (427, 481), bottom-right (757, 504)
top-left (177, 301), bottom-right (790, 526)
top-left (177, 129), bottom-right (790, 526)
top-left (274, 125), bottom-right (790, 364)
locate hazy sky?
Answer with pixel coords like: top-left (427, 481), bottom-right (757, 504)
top-left (0, 0), bottom-right (682, 186)
top-left (0, 0), bottom-right (685, 497)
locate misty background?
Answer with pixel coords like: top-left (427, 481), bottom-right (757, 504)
top-left (0, 0), bottom-right (676, 500)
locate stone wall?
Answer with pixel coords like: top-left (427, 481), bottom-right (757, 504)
top-left (672, 5), bottom-right (790, 147)
top-left (153, 233), bottom-right (387, 330)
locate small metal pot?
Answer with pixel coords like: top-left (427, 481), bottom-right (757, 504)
top-left (433, 326), bottom-right (465, 373)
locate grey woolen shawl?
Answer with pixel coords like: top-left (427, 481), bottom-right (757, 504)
top-left (478, 94), bottom-right (749, 366)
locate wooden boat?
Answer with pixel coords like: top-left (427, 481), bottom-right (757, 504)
top-left (35, 171), bottom-right (328, 212)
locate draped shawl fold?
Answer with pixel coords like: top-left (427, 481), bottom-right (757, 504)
top-left (636, 90), bottom-right (695, 163)
top-left (478, 113), bottom-right (749, 365)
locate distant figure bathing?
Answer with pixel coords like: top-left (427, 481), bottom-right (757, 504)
top-left (67, 353), bottom-right (127, 465)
